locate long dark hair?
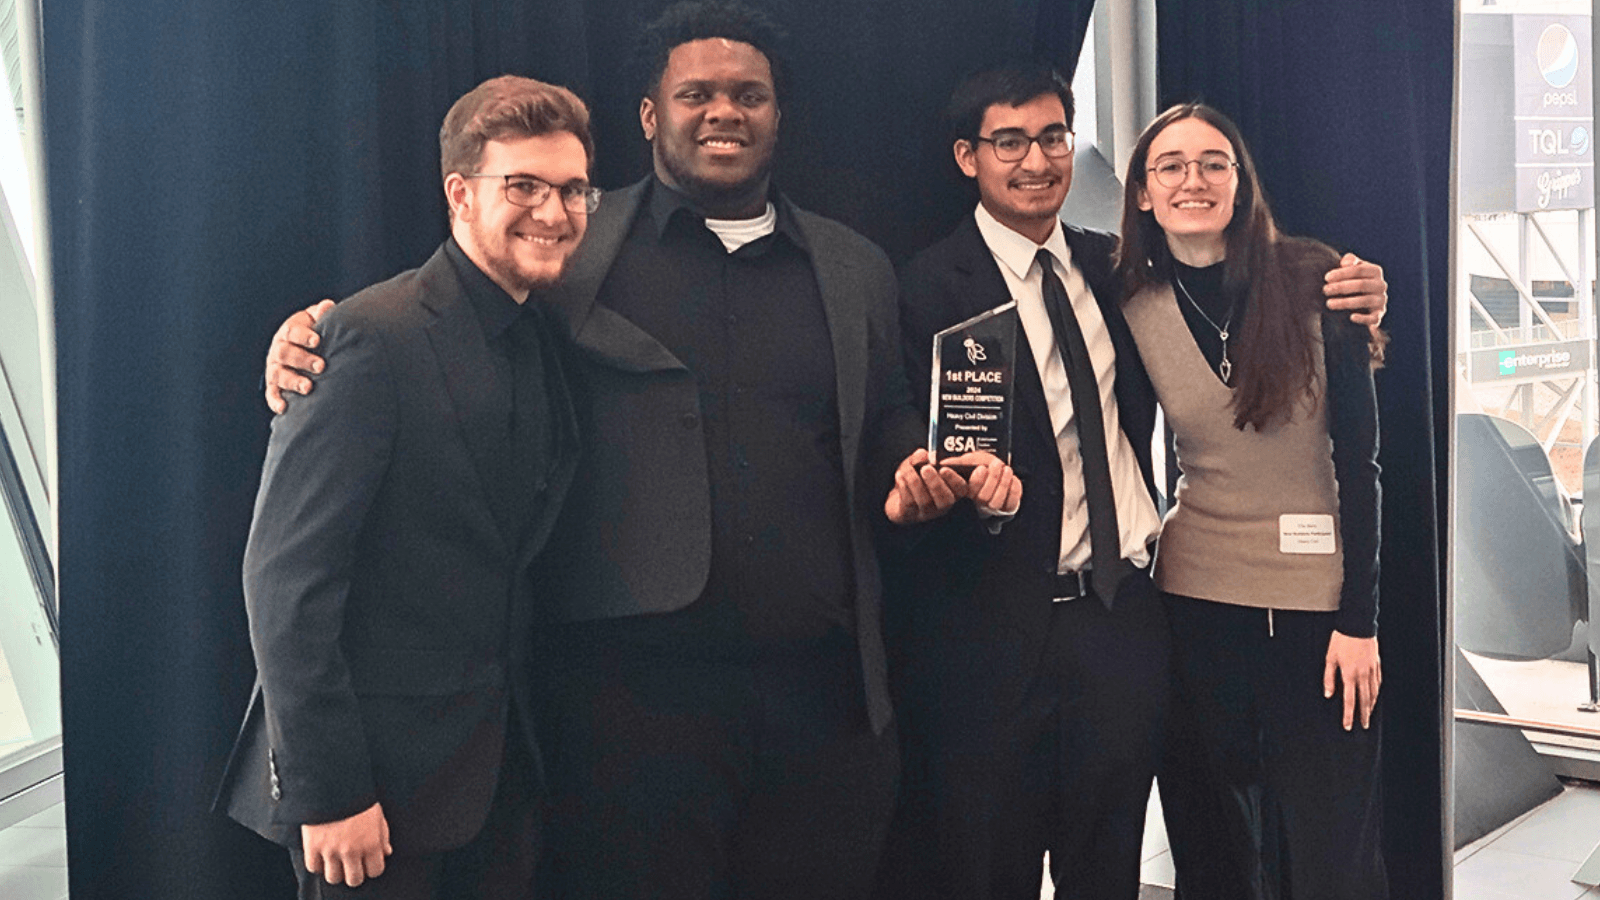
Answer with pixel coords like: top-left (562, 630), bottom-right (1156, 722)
top-left (1114, 103), bottom-right (1334, 431)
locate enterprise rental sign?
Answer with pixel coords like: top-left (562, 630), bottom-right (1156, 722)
top-left (1468, 338), bottom-right (1592, 383)
top-left (1516, 15), bottom-right (1594, 211)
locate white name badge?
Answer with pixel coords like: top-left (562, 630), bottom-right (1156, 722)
top-left (1279, 514), bottom-right (1336, 554)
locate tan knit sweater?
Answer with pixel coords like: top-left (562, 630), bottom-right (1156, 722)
top-left (1124, 284), bottom-right (1342, 611)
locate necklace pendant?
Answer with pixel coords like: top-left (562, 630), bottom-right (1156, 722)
top-left (1219, 355), bottom-right (1233, 383)
top-left (1218, 329), bottom-right (1228, 341)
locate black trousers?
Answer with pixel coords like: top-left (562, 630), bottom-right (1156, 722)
top-left (531, 626), bottom-right (899, 900)
top-left (1160, 593), bottom-right (1387, 900)
top-left (289, 718), bottom-right (541, 900)
top-left (881, 568), bottom-right (1170, 900)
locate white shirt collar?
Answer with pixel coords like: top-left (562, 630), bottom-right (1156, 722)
top-left (973, 203), bottom-right (1071, 281)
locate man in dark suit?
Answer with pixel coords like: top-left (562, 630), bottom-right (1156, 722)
top-left (216, 75), bottom-right (592, 899)
top-left (881, 66), bottom-right (1388, 900)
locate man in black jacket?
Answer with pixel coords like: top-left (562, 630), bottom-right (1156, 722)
top-left (217, 76), bottom-right (590, 899)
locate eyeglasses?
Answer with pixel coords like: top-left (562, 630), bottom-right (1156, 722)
top-left (972, 127), bottom-right (1075, 163)
top-left (1146, 153), bottom-right (1239, 188)
top-left (465, 174), bottom-right (602, 213)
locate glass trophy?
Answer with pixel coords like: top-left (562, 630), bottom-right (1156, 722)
top-left (928, 301), bottom-right (1018, 465)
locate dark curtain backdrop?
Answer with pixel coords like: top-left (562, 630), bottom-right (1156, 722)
top-left (1155, 2), bottom-right (1453, 899)
top-left (45, 2), bottom-right (1090, 899)
top-left (49, 1), bottom-right (1451, 899)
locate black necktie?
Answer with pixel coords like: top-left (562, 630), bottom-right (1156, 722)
top-left (1036, 249), bottom-right (1122, 608)
top-left (507, 309), bottom-right (551, 542)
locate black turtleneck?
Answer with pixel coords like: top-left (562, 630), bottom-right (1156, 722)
top-left (1171, 260), bottom-right (1238, 381)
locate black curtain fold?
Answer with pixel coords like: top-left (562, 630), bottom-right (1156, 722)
top-left (1156, 3), bottom-right (1453, 899)
top-left (46, 2), bottom-right (1090, 898)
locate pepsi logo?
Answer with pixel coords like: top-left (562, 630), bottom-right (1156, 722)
top-left (1538, 24), bottom-right (1580, 89)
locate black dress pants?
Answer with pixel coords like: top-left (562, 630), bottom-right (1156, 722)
top-left (881, 567), bottom-right (1170, 900)
top-left (1160, 593), bottom-right (1387, 900)
top-left (531, 626), bottom-right (899, 900)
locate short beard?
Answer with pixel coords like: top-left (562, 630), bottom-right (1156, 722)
top-left (499, 262), bottom-right (563, 294)
top-left (487, 257), bottom-right (563, 295)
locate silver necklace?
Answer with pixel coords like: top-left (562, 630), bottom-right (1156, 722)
top-left (1173, 273), bottom-right (1236, 384)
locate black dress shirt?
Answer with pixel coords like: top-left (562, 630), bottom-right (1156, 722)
top-left (443, 237), bottom-right (557, 545)
top-left (577, 179), bottom-right (856, 657)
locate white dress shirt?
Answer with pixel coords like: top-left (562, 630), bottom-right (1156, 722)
top-left (973, 204), bottom-right (1161, 573)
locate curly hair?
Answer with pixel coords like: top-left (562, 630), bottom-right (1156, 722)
top-left (631, 1), bottom-right (788, 101)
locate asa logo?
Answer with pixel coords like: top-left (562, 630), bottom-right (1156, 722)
top-left (1539, 24), bottom-right (1580, 89)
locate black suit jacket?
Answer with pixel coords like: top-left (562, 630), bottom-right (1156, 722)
top-left (216, 245), bottom-right (578, 851)
top-left (887, 216), bottom-right (1158, 739)
top-left (539, 179), bottom-right (923, 732)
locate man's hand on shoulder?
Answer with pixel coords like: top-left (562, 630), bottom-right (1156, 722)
top-left (1323, 253), bottom-right (1387, 332)
top-left (266, 299), bottom-right (336, 414)
top-left (301, 801), bottom-right (392, 888)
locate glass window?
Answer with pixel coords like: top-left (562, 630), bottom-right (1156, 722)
top-left (0, 0), bottom-right (61, 895)
top-left (1452, 1), bottom-right (1600, 896)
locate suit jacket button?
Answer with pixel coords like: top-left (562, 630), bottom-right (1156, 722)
top-left (680, 412), bottom-right (698, 429)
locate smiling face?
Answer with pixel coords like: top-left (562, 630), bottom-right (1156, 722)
top-left (641, 37), bottom-right (780, 218)
top-left (445, 132), bottom-right (590, 300)
top-left (1136, 116), bottom-right (1239, 265)
top-left (955, 93), bottom-right (1073, 245)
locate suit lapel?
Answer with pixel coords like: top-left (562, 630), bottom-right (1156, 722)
top-left (1064, 226), bottom-right (1135, 368)
top-left (547, 179), bottom-right (687, 374)
top-left (1062, 225), bottom-right (1158, 497)
top-left (799, 209), bottom-right (866, 493)
top-left (417, 249), bottom-right (513, 552)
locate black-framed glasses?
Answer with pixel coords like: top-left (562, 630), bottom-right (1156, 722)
top-left (465, 174), bottom-right (602, 213)
top-left (972, 127), bottom-right (1075, 163)
top-left (1146, 153), bottom-right (1238, 188)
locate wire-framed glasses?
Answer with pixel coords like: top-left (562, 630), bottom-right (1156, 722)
top-left (465, 174), bottom-right (601, 213)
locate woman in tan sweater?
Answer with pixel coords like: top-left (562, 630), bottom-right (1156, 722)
top-left (1113, 104), bottom-right (1386, 900)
